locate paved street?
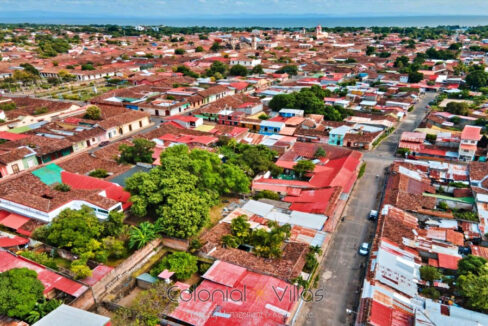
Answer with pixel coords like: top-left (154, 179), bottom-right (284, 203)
top-left (299, 92), bottom-right (436, 326)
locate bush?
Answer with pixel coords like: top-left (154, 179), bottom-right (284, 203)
top-left (33, 107), bottom-right (49, 115)
top-left (421, 287), bottom-right (440, 300)
top-left (198, 262), bottom-right (211, 274)
top-left (19, 251), bottom-right (58, 270)
top-left (314, 147), bottom-right (326, 158)
top-left (426, 134), bottom-right (437, 143)
top-left (437, 201), bottom-right (449, 210)
top-left (449, 182), bottom-right (468, 188)
top-left (0, 102), bottom-right (16, 111)
top-left (397, 148), bottom-right (410, 156)
top-left (89, 169), bottom-right (109, 178)
top-left (81, 63), bottom-right (95, 71)
top-left (54, 183), bottom-right (71, 192)
top-left (454, 211), bottom-right (478, 221)
top-left (189, 239), bottom-right (202, 253)
top-left (253, 190), bottom-right (280, 201)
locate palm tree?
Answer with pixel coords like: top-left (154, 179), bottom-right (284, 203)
top-left (129, 222), bottom-right (157, 249)
top-left (26, 311), bottom-right (41, 324)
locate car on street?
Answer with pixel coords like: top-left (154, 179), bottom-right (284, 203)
top-left (358, 242), bottom-right (370, 256)
top-left (98, 141), bottom-right (110, 147)
top-left (368, 210), bottom-right (378, 221)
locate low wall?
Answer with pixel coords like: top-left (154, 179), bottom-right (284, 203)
top-left (71, 238), bottom-right (163, 310)
top-left (161, 236), bottom-right (189, 251)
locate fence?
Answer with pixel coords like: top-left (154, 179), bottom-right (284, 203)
top-left (71, 238), bottom-right (163, 310)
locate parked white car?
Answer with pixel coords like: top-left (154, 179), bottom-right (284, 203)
top-left (358, 242), bottom-right (370, 256)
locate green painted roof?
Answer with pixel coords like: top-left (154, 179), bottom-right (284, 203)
top-left (32, 163), bottom-right (63, 185)
top-left (8, 126), bottom-right (31, 134)
top-left (136, 273), bottom-right (157, 284)
top-left (119, 97), bottom-right (138, 103)
top-left (423, 193), bottom-right (475, 204)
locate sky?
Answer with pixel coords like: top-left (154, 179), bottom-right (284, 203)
top-left (1, 0), bottom-right (488, 18)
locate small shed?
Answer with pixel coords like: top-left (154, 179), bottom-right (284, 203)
top-left (136, 273), bottom-right (157, 289)
top-left (158, 269), bottom-right (175, 284)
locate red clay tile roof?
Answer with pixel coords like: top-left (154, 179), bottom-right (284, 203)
top-left (461, 125), bottom-right (482, 141)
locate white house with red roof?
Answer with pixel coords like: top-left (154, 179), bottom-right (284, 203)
top-left (162, 115), bottom-right (203, 128)
top-left (458, 125), bottom-right (482, 161)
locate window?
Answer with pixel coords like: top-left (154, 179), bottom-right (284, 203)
top-left (129, 124), bottom-right (133, 132)
top-left (139, 121), bottom-right (143, 128)
top-left (11, 164), bottom-right (19, 174)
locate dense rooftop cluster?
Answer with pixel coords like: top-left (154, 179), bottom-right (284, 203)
top-left (0, 22), bottom-right (488, 326)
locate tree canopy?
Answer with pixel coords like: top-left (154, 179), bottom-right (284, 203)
top-left (0, 268), bottom-right (44, 319)
top-left (466, 70), bottom-right (488, 90)
top-left (420, 265), bottom-right (442, 282)
top-left (293, 160), bottom-right (316, 179)
top-left (125, 144), bottom-right (250, 238)
top-left (210, 41), bottom-right (221, 52)
top-left (33, 206), bottom-right (104, 253)
top-left (223, 216), bottom-right (291, 258)
top-left (251, 64), bottom-right (264, 75)
top-left (445, 101), bottom-right (470, 116)
top-left (150, 252), bottom-right (198, 280)
top-left (276, 65), bottom-right (298, 75)
top-left (205, 61), bottom-right (227, 78)
top-left (112, 281), bottom-right (177, 326)
top-left (408, 71), bottom-right (424, 83)
top-left (268, 86), bottom-right (351, 121)
top-left (33, 206), bottom-right (127, 275)
top-left (218, 140), bottom-right (282, 177)
top-left (458, 255), bottom-right (488, 276)
top-left (457, 261), bottom-right (488, 311)
top-left (425, 47), bottom-right (458, 60)
top-left (119, 138), bottom-right (156, 164)
top-left (129, 221), bottom-right (158, 250)
top-left (84, 105), bottom-right (102, 120)
top-left (229, 64), bottom-right (248, 77)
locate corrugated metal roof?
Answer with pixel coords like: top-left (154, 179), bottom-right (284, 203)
top-left (241, 200), bottom-right (274, 217)
top-left (33, 304), bottom-right (110, 326)
top-left (289, 211), bottom-right (327, 230)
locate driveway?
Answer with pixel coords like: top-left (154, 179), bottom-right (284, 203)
top-left (298, 92), bottom-right (436, 326)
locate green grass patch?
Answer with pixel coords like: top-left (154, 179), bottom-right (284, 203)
top-left (358, 162), bottom-right (366, 178)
